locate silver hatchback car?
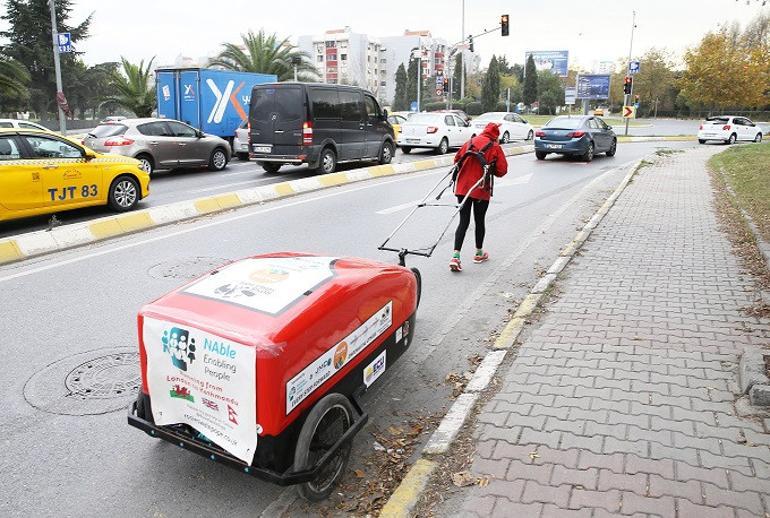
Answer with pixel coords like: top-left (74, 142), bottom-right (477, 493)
top-left (82, 118), bottom-right (231, 175)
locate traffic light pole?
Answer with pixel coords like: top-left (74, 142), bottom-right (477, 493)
top-left (460, 0), bottom-right (465, 100)
top-left (48, 0), bottom-right (66, 133)
top-left (624, 10), bottom-right (636, 136)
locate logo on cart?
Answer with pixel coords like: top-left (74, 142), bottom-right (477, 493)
top-left (202, 398), bottom-right (219, 411)
top-left (333, 341), bottom-right (349, 370)
top-left (227, 404), bottom-right (238, 425)
top-left (162, 327), bottom-right (197, 371)
top-left (249, 267), bottom-right (290, 284)
top-left (169, 384), bottom-right (194, 402)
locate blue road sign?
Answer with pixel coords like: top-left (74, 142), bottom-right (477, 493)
top-left (629, 60), bottom-right (640, 75)
top-left (57, 32), bottom-right (72, 53)
top-left (410, 101), bottom-right (418, 112)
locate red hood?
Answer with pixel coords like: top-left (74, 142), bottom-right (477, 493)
top-left (482, 122), bottom-right (500, 141)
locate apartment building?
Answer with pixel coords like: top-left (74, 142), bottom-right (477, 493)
top-left (298, 28), bottom-right (455, 105)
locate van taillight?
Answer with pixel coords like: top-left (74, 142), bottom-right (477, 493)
top-left (303, 122), bottom-right (313, 145)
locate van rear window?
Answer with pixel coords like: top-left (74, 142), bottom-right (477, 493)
top-left (276, 88), bottom-right (303, 121)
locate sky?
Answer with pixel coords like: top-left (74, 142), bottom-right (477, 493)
top-left (1, 0), bottom-right (768, 70)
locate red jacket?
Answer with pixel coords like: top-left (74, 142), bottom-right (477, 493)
top-left (453, 123), bottom-right (508, 201)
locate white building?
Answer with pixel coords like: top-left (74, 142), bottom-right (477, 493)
top-left (298, 28), bottom-right (457, 105)
top-left (298, 28), bottom-right (387, 101)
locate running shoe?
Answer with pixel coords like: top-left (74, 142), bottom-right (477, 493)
top-left (449, 257), bottom-right (463, 272)
top-left (473, 251), bottom-right (489, 264)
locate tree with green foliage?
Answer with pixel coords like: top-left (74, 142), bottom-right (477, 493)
top-left (210, 30), bottom-right (318, 82)
top-left (523, 54), bottom-right (538, 106)
top-left (393, 63), bottom-right (408, 110)
top-left (537, 72), bottom-right (564, 115)
top-left (107, 57), bottom-right (156, 118)
top-left (496, 55), bottom-right (514, 75)
top-left (481, 55), bottom-right (501, 112)
top-left (0, 54), bottom-right (29, 97)
top-left (1, 0), bottom-right (92, 117)
top-left (406, 58), bottom-right (430, 107)
top-left (452, 53), bottom-right (466, 101)
top-left (511, 63), bottom-right (524, 83)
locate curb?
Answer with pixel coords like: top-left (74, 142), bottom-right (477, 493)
top-left (0, 145), bottom-right (533, 266)
top-left (378, 155), bottom-right (646, 517)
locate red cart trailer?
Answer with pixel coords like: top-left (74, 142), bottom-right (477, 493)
top-left (128, 252), bottom-right (419, 500)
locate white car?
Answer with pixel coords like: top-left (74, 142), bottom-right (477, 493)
top-left (397, 112), bottom-right (476, 154)
top-left (472, 112), bottom-right (534, 143)
top-left (698, 116), bottom-right (763, 145)
top-left (0, 118), bottom-right (51, 132)
top-left (233, 120), bottom-right (249, 160)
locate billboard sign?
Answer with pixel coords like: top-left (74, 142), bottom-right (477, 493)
top-left (524, 50), bottom-right (569, 77)
top-left (576, 74), bottom-right (611, 100)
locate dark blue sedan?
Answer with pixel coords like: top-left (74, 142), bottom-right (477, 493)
top-left (534, 116), bottom-right (617, 162)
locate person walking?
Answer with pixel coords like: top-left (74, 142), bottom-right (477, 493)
top-left (449, 122), bottom-right (508, 272)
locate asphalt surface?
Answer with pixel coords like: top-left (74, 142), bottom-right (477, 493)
top-left (0, 140), bottom-right (697, 517)
top-left (0, 144), bottom-right (512, 239)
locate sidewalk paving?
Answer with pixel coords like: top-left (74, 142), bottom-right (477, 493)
top-left (442, 147), bottom-right (770, 518)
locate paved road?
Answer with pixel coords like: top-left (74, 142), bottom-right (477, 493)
top-left (0, 140), bottom-right (696, 518)
top-left (0, 144), bottom-right (522, 239)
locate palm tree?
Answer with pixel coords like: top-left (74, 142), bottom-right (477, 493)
top-left (209, 30), bottom-right (318, 81)
top-left (108, 57), bottom-right (156, 117)
top-left (0, 54), bottom-right (30, 96)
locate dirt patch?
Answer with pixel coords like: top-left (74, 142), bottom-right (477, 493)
top-left (709, 155), bottom-right (770, 318)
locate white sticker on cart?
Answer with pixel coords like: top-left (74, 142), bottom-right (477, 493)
top-left (286, 301), bottom-right (393, 414)
top-left (143, 317), bottom-right (257, 465)
top-left (183, 256), bottom-right (336, 315)
top-left (363, 350), bottom-right (387, 388)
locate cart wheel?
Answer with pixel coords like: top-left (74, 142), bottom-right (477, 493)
top-left (410, 267), bottom-right (422, 309)
top-left (294, 393), bottom-right (356, 502)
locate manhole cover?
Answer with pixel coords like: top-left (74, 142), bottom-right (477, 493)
top-left (24, 348), bottom-right (141, 416)
top-left (148, 256), bottom-right (230, 280)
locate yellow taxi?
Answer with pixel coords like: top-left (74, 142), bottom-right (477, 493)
top-left (388, 113), bottom-right (409, 143)
top-left (0, 129), bottom-right (150, 223)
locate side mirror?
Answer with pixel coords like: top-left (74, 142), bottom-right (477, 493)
top-left (383, 108), bottom-right (389, 119)
top-left (84, 149), bottom-right (97, 160)
top-left (607, 125), bottom-right (613, 130)
top-left (196, 130), bottom-right (204, 138)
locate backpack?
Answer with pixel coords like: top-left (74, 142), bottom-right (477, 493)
top-left (449, 137), bottom-right (497, 197)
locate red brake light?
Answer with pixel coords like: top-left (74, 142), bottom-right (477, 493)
top-left (722, 124), bottom-right (731, 131)
top-left (535, 130), bottom-right (545, 138)
top-left (567, 131), bottom-right (585, 138)
top-left (104, 137), bottom-right (134, 146)
top-left (302, 121), bottom-right (313, 145)
top-left (426, 126), bottom-right (438, 134)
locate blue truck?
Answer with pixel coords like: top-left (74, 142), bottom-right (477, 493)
top-left (155, 68), bottom-right (277, 145)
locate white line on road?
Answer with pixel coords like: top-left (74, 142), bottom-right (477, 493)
top-left (186, 177), bottom-right (276, 194)
top-left (0, 169), bottom-right (443, 284)
top-left (375, 172), bottom-right (534, 215)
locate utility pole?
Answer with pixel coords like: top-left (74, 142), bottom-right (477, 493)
top-left (460, 0), bottom-right (465, 100)
top-left (624, 10), bottom-right (636, 136)
top-left (48, 0), bottom-right (66, 133)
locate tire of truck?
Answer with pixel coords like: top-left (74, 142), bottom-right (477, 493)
top-left (293, 393), bottom-right (356, 502)
top-left (261, 163), bottom-right (282, 174)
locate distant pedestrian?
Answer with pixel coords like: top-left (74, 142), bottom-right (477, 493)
top-left (449, 123), bottom-right (508, 272)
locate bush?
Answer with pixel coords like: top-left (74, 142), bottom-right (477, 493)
top-left (424, 101), bottom-right (446, 112)
top-left (465, 101), bottom-right (483, 116)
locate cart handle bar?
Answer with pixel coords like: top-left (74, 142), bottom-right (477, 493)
top-left (378, 167), bottom-right (489, 265)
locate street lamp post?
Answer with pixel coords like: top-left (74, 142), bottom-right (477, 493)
top-left (416, 46), bottom-right (421, 112)
top-left (48, 0), bottom-right (66, 133)
top-left (624, 10), bottom-right (637, 136)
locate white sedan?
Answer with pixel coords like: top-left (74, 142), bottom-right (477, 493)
top-left (233, 120), bottom-right (249, 160)
top-left (0, 118), bottom-right (51, 131)
top-left (697, 115), bottom-right (764, 145)
top-left (397, 112), bottom-right (476, 154)
top-left (472, 112), bottom-right (534, 143)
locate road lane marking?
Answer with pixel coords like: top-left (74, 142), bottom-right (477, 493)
top-left (0, 170), bottom-right (444, 284)
top-left (187, 178), bottom-right (274, 194)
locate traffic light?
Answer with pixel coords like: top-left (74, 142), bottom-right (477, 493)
top-left (501, 14), bottom-right (509, 36)
top-left (468, 36), bottom-right (474, 52)
top-left (623, 76), bottom-right (633, 95)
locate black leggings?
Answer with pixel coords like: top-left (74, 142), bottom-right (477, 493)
top-left (454, 196), bottom-right (490, 251)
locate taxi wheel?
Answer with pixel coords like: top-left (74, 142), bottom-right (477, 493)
top-left (294, 393), bottom-right (355, 502)
top-left (108, 175), bottom-right (140, 212)
top-left (208, 148), bottom-right (228, 171)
